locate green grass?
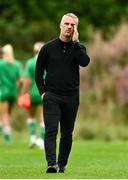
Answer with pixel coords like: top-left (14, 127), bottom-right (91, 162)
top-left (0, 134), bottom-right (128, 179)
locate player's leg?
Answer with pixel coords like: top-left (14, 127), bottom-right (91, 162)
top-left (36, 106), bottom-right (45, 149)
top-left (0, 103), bottom-right (3, 133)
top-left (27, 105), bottom-right (37, 148)
top-left (2, 102), bottom-right (12, 144)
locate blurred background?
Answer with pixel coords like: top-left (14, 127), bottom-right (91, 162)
top-left (0, 0), bottom-right (128, 141)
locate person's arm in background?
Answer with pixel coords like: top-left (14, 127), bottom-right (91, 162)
top-left (35, 46), bottom-right (47, 98)
top-left (72, 25), bottom-right (90, 67)
top-left (17, 61), bottom-right (31, 109)
top-left (19, 60), bottom-right (31, 95)
top-left (20, 78), bottom-right (31, 95)
top-left (16, 61), bottom-right (25, 94)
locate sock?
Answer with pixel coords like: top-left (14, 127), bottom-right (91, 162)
top-left (30, 134), bottom-right (36, 144)
top-left (27, 118), bottom-right (36, 136)
top-left (27, 118), bottom-right (37, 144)
top-left (35, 122), bottom-right (45, 149)
top-left (40, 121), bottom-right (45, 140)
top-left (3, 126), bottom-right (11, 143)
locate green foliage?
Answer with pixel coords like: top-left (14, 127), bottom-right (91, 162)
top-left (0, 0), bottom-right (128, 59)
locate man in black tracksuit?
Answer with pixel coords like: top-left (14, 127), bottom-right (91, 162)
top-left (35, 13), bottom-right (90, 173)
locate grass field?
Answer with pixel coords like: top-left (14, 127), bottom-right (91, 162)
top-left (0, 134), bottom-right (128, 179)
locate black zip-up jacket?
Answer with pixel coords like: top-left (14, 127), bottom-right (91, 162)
top-left (35, 38), bottom-right (90, 96)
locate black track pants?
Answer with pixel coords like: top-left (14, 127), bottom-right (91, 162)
top-left (43, 91), bottom-right (79, 167)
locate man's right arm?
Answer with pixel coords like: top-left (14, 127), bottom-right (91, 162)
top-left (35, 46), bottom-right (47, 96)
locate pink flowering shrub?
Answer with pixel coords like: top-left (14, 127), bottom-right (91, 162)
top-left (78, 23), bottom-right (128, 139)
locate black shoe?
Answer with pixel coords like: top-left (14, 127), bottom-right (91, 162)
top-left (46, 165), bottom-right (58, 173)
top-left (58, 166), bottom-right (65, 173)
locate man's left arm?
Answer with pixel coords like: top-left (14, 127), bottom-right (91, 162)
top-left (74, 42), bottom-right (90, 67)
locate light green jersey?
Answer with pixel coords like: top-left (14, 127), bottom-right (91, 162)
top-left (24, 56), bottom-right (45, 104)
top-left (0, 59), bottom-right (22, 103)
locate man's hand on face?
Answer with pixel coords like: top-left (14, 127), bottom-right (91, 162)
top-left (72, 25), bottom-right (79, 42)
